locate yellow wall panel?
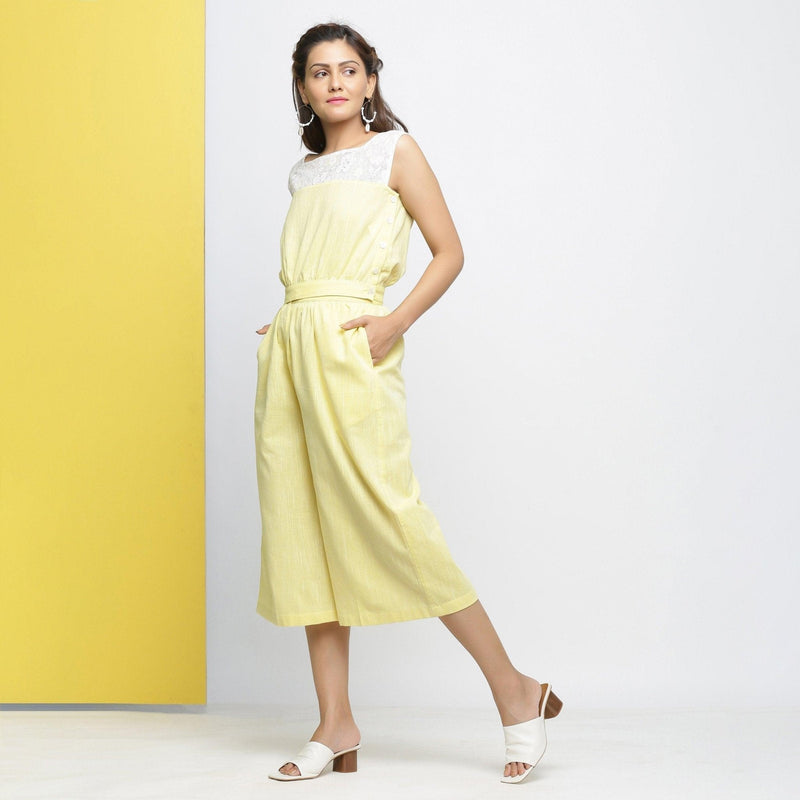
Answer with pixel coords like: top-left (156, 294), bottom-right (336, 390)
top-left (0, 1), bottom-right (205, 702)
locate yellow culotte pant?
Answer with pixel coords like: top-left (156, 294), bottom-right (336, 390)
top-left (254, 279), bottom-right (479, 626)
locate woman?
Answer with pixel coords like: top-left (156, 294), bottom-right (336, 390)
top-left (254, 22), bottom-right (562, 784)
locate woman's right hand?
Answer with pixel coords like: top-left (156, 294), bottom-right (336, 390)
top-left (256, 323), bottom-right (271, 335)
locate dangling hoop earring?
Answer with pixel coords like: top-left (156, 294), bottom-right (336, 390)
top-left (361, 97), bottom-right (377, 132)
top-left (296, 103), bottom-right (315, 136)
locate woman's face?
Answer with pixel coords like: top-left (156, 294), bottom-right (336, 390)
top-left (298, 39), bottom-right (376, 126)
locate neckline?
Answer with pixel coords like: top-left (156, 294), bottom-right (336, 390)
top-left (302, 131), bottom-right (388, 165)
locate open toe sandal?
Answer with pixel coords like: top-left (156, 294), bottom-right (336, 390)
top-left (500, 682), bottom-right (563, 784)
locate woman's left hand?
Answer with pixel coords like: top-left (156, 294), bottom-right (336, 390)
top-left (339, 313), bottom-right (405, 365)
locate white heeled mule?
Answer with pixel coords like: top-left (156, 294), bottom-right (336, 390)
top-left (500, 682), bottom-right (563, 784)
top-left (268, 740), bottom-right (361, 781)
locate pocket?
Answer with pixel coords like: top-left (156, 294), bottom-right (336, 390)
top-left (354, 326), bottom-right (375, 369)
top-left (256, 324), bottom-right (274, 360)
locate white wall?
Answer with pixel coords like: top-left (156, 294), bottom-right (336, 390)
top-left (205, 0), bottom-right (800, 710)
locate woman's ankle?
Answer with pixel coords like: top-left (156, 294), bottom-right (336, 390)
top-left (318, 710), bottom-right (358, 729)
top-left (493, 672), bottom-right (541, 723)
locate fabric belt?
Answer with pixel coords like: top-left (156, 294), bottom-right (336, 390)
top-left (284, 279), bottom-right (385, 305)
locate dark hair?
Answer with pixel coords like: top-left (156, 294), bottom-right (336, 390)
top-left (292, 22), bottom-right (408, 153)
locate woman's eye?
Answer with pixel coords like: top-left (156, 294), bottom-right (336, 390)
top-left (311, 67), bottom-right (356, 78)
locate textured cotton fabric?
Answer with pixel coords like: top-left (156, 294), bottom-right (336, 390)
top-left (254, 130), bottom-right (478, 626)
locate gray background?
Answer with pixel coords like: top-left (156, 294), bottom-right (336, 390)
top-left (205, 0), bottom-right (799, 709)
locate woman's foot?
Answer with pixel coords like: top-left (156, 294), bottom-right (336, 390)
top-left (494, 672), bottom-right (542, 779)
top-left (278, 719), bottom-right (361, 777)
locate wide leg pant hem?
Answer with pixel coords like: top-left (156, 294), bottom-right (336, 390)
top-left (256, 589), bottom-right (479, 628)
top-left (255, 603), bottom-right (340, 627)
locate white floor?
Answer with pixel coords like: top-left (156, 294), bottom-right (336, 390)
top-left (1, 704), bottom-right (797, 800)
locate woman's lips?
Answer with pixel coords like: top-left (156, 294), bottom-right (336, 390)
top-left (327, 98), bottom-right (348, 104)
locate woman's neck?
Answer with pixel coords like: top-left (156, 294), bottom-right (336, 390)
top-left (318, 119), bottom-right (374, 155)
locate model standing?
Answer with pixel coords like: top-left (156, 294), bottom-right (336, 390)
top-left (254, 22), bottom-right (562, 784)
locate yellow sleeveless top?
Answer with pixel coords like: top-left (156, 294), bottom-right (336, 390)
top-left (278, 130), bottom-right (413, 297)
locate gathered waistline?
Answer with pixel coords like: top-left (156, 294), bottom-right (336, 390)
top-left (283, 279), bottom-right (385, 305)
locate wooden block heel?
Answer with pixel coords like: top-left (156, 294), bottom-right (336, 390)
top-left (332, 748), bottom-right (358, 773)
top-left (543, 686), bottom-right (563, 719)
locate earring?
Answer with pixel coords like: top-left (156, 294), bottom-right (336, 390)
top-left (296, 103), bottom-right (315, 135)
top-left (361, 97), bottom-right (377, 132)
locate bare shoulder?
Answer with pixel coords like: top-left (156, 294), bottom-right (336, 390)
top-left (394, 132), bottom-right (429, 166)
top-left (389, 133), bottom-right (435, 192)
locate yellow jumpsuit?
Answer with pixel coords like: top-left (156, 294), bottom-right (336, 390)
top-left (254, 130), bottom-right (478, 626)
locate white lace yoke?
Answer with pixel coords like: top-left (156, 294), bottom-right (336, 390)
top-left (288, 129), bottom-right (406, 195)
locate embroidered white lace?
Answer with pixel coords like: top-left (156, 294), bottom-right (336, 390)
top-left (288, 130), bottom-right (406, 195)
